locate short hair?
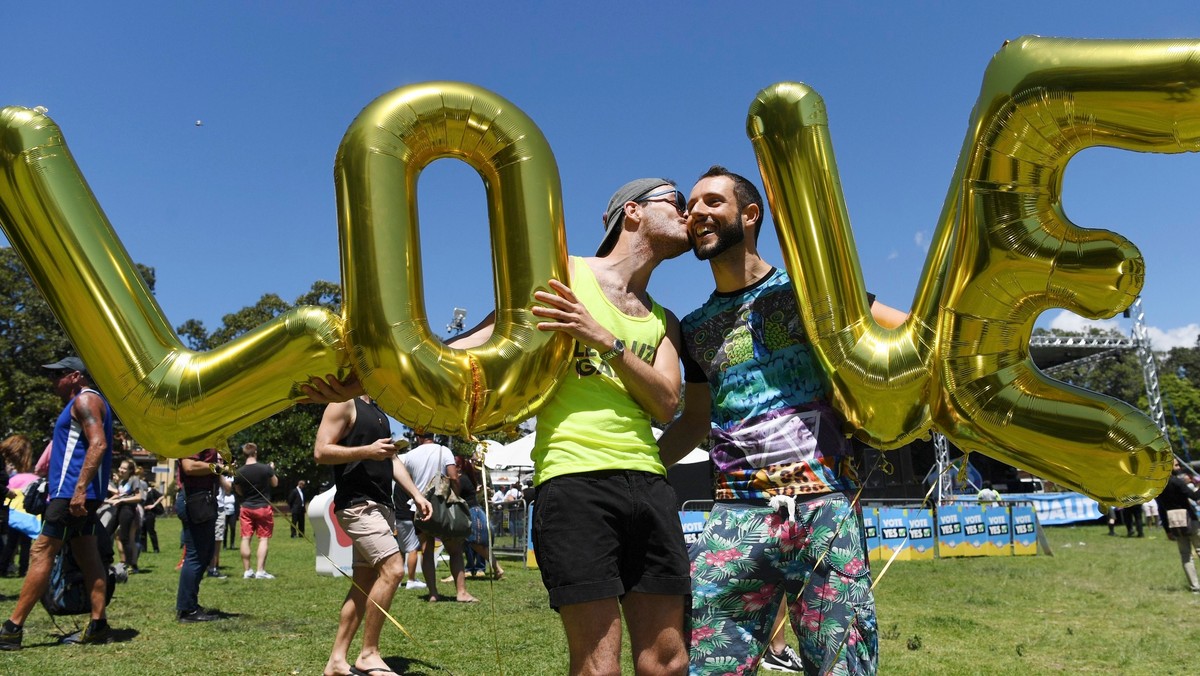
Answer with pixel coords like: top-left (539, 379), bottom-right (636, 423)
top-left (242, 442), bottom-right (258, 458)
top-left (700, 165), bottom-right (765, 242)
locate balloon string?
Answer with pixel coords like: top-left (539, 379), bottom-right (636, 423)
top-left (212, 464), bottom-right (424, 648)
top-left (468, 436), bottom-right (506, 676)
top-left (815, 458), bottom-right (954, 675)
top-left (756, 452), bottom-right (885, 669)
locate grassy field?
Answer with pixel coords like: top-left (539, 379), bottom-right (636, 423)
top-left (0, 515), bottom-right (1196, 675)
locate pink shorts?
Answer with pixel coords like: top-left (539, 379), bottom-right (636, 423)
top-left (240, 505), bottom-right (275, 538)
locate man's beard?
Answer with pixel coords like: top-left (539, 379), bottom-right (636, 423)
top-left (691, 214), bottom-right (745, 261)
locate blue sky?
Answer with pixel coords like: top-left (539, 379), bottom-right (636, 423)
top-left (4, 2), bottom-right (1199, 351)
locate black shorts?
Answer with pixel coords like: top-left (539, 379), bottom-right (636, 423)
top-left (532, 470), bottom-right (690, 609)
top-left (42, 498), bottom-right (103, 540)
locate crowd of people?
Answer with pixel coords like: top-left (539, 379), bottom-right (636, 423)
top-left (1, 167), bottom-right (1195, 676)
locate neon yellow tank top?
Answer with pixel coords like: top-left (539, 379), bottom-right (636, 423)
top-left (532, 257), bottom-right (668, 485)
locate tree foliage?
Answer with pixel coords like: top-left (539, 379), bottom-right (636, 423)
top-left (1041, 326), bottom-right (1200, 460)
top-left (0, 248), bottom-right (155, 443)
top-left (176, 283), bottom-right (343, 492)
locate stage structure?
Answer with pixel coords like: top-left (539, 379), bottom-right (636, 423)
top-left (927, 297), bottom-right (1174, 506)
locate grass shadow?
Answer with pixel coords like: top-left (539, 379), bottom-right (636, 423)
top-left (381, 655), bottom-right (449, 675)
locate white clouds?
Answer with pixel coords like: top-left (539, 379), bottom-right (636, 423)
top-left (1047, 312), bottom-right (1122, 335)
top-left (886, 250), bottom-right (899, 261)
top-left (1044, 310), bottom-right (1198, 351)
top-left (914, 231), bottom-right (928, 251)
top-left (1146, 324), bottom-right (1200, 351)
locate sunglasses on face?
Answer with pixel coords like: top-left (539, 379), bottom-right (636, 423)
top-left (636, 188), bottom-right (687, 214)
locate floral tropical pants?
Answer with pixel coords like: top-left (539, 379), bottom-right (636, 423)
top-left (688, 494), bottom-right (878, 676)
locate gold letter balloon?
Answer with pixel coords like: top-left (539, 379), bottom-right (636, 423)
top-left (0, 107), bottom-right (348, 457)
top-left (0, 82), bottom-right (570, 456)
top-left (749, 36), bottom-right (1195, 505)
top-left (334, 82), bottom-right (570, 435)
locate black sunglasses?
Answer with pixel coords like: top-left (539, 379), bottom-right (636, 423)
top-left (636, 188), bottom-right (687, 213)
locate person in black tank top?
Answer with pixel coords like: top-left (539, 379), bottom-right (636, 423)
top-left (313, 396), bottom-right (431, 676)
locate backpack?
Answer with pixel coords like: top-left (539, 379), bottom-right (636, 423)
top-left (23, 477), bottom-right (48, 516)
top-left (41, 540), bottom-right (117, 616)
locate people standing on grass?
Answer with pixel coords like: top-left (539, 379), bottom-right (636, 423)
top-left (236, 442), bottom-right (278, 579)
top-left (142, 479), bottom-right (164, 555)
top-left (1153, 458), bottom-right (1200, 593)
top-left (458, 457), bottom-right (503, 581)
top-left (222, 486), bottom-right (239, 550)
top-left (288, 479), bottom-right (309, 538)
top-left (0, 434), bottom-right (37, 578)
top-left (403, 432), bottom-right (476, 604)
top-left (107, 458), bottom-right (143, 574)
top-left (315, 394), bottom-right (431, 676)
top-left (175, 448), bottom-right (232, 623)
top-left (391, 479), bottom-right (425, 591)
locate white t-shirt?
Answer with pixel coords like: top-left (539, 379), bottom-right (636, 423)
top-left (402, 442), bottom-right (454, 502)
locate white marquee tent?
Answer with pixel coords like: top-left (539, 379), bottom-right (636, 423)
top-left (481, 428), bottom-right (709, 469)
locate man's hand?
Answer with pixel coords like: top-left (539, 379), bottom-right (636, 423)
top-left (299, 373), bottom-right (365, 404)
top-left (531, 279), bottom-right (615, 352)
top-left (364, 438), bottom-right (398, 461)
top-left (413, 495), bottom-right (433, 521)
top-left (70, 487), bottom-right (87, 517)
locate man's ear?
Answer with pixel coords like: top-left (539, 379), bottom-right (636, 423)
top-left (742, 202), bottom-right (761, 231)
top-left (623, 200), bottom-right (641, 225)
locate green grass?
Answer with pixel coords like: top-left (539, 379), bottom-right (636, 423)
top-left (1, 517), bottom-right (1197, 675)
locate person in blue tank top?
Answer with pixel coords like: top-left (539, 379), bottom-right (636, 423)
top-left (1, 356), bottom-right (116, 649)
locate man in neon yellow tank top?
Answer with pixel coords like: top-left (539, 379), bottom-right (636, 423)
top-left (452, 178), bottom-right (692, 675)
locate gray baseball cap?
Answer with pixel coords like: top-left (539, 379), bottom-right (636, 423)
top-left (596, 177), bottom-right (672, 257)
top-left (43, 355), bottom-right (87, 374)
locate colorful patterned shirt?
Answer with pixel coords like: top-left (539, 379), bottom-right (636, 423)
top-left (681, 268), bottom-right (868, 500)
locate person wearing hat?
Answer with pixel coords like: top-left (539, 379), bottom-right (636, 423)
top-left (0, 356), bottom-right (116, 649)
top-left (448, 177), bottom-right (693, 675)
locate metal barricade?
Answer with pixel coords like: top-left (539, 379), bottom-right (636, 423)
top-left (488, 498), bottom-right (527, 552)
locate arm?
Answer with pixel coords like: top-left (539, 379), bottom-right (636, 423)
top-left (313, 399), bottom-right (397, 465)
top-left (444, 454), bottom-right (461, 496)
top-left (659, 382), bottom-right (713, 468)
top-left (69, 391), bottom-right (110, 516)
top-left (392, 458), bottom-right (432, 521)
top-left (871, 300), bottom-right (909, 329)
top-left (532, 279), bottom-right (683, 422)
top-left (180, 457), bottom-right (215, 476)
top-left (269, 463), bottom-right (279, 488)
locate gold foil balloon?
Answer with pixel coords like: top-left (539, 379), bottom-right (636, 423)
top-left (750, 36), bottom-right (1192, 505)
top-left (335, 82), bottom-right (571, 435)
top-left (0, 81), bottom-right (571, 452)
top-left (0, 107), bottom-right (348, 457)
top-left (748, 83), bottom-right (938, 450)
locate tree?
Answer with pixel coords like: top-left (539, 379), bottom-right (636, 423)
top-left (184, 282), bottom-right (343, 494)
top-left (0, 247), bottom-right (154, 442)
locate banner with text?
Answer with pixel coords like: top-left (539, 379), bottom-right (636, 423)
top-left (1003, 492), bottom-right (1100, 525)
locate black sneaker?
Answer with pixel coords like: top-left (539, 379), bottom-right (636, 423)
top-left (177, 608), bottom-right (220, 623)
top-left (206, 567), bottom-right (228, 579)
top-left (0, 621), bottom-right (23, 651)
top-left (62, 619), bottom-right (113, 645)
top-left (760, 645), bottom-right (803, 673)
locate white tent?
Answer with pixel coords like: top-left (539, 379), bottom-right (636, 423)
top-left (482, 428), bottom-right (708, 469)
